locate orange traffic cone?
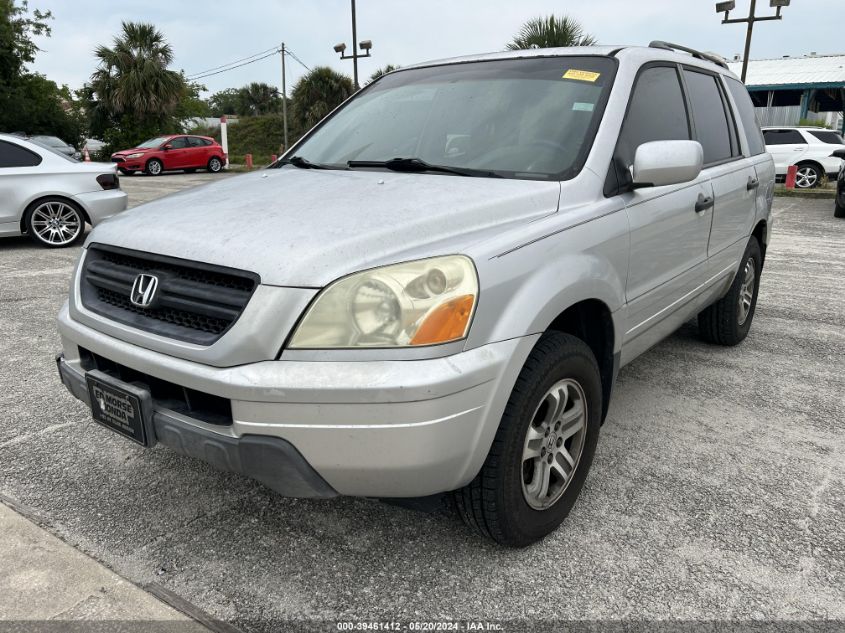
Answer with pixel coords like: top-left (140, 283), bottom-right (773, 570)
top-left (83, 147), bottom-right (91, 162)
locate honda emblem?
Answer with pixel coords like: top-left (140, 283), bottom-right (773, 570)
top-left (130, 274), bottom-right (159, 308)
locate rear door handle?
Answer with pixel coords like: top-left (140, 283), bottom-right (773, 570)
top-left (747, 177), bottom-right (759, 191)
top-left (695, 193), bottom-right (714, 213)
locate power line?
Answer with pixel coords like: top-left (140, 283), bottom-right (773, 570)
top-left (285, 48), bottom-right (311, 72)
top-left (187, 46), bottom-right (280, 79)
top-left (188, 49), bottom-right (281, 80)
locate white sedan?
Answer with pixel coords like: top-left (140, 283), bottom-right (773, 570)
top-left (0, 133), bottom-right (128, 248)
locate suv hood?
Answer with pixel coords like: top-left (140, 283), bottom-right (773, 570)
top-left (86, 168), bottom-right (561, 286)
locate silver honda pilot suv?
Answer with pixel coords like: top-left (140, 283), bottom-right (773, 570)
top-left (57, 43), bottom-right (775, 546)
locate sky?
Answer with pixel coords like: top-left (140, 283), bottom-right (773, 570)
top-left (28, 0), bottom-right (845, 97)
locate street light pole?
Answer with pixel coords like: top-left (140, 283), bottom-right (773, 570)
top-left (280, 42), bottom-right (288, 150)
top-left (351, 0), bottom-right (359, 90)
top-left (717, 0), bottom-right (790, 83)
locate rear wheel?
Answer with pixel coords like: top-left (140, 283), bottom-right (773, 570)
top-left (698, 237), bottom-right (762, 346)
top-left (145, 158), bottom-right (163, 176)
top-left (25, 198), bottom-right (85, 248)
top-left (795, 163), bottom-right (821, 189)
top-left (207, 156), bottom-right (223, 173)
top-left (452, 332), bottom-right (602, 547)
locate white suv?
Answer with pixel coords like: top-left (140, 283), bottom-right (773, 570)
top-left (762, 126), bottom-right (845, 188)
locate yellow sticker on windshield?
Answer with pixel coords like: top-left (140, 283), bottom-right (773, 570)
top-left (563, 69), bottom-right (601, 82)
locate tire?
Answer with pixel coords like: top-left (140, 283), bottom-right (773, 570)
top-left (698, 237), bottom-right (762, 346)
top-left (24, 197), bottom-right (86, 248)
top-left (452, 332), bottom-right (602, 547)
top-left (835, 201), bottom-right (845, 218)
top-left (794, 163), bottom-right (822, 189)
top-left (145, 158), bottom-right (163, 176)
top-left (207, 156), bottom-right (223, 173)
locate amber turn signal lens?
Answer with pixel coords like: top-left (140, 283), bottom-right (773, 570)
top-left (410, 294), bottom-right (475, 345)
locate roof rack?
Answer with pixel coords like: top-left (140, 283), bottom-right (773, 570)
top-left (648, 41), bottom-right (729, 69)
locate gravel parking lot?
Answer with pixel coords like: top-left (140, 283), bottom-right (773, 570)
top-left (1, 175), bottom-right (843, 630)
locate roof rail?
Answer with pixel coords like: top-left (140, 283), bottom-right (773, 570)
top-left (648, 41), bottom-right (729, 69)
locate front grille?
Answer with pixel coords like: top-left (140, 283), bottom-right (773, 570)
top-left (78, 347), bottom-right (232, 426)
top-left (80, 244), bottom-right (260, 345)
top-left (111, 157), bottom-right (125, 163)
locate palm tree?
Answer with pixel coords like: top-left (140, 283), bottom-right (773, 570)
top-left (90, 22), bottom-right (182, 118)
top-left (507, 15), bottom-right (596, 51)
top-left (366, 64), bottom-right (400, 85)
top-left (290, 66), bottom-right (354, 133)
top-left (238, 82), bottom-right (281, 116)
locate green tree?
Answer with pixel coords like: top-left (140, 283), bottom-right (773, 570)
top-left (366, 64), bottom-right (399, 85)
top-left (208, 88), bottom-right (241, 117)
top-left (507, 15), bottom-right (596, 50)
top-left (0, 0), bottom-right (51, 84)
top-left (290, 66), bottom-right (353, 135)
top-left (88, 22), bottom-right (185, 151)
top-left (238, 82), bottom-right (281, 115)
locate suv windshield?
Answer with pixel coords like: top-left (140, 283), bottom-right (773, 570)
top-left (289, 56), bottom-right (617, 180)
top-left (136, 136), bottom-right (171, 148)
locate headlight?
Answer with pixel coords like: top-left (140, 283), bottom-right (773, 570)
top-left (126, 152), bottom-right (144, 159)
top-left (289, 255), bottom-right (478, 348)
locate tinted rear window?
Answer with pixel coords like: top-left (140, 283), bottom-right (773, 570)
top-left (808, 130), bottom-right (844, 145)
top-left (683, 70), bottom-right (734, 164)
top-left (0, 140), bottom-right (42, 167)
top-left (724, 77), bottom-right (766, 155)
top-left (763, 129), bottom-right (805, 145)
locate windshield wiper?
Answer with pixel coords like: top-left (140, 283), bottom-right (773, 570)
top-left (347, 157), bottom-right (502, 178)
top-left (277, 155), bottom-right (342, 170)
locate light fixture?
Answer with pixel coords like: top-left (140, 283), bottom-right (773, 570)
top-left (359, 40), bottom-right (372, 52)
top-left (333, 42), bottom-right (347, 54)
top-left (770, 0), bottom-right (790, 6)
top-left (715, 1), bottom-right (736, 12)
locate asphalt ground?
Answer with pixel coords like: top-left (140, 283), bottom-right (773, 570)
top-left (1, 174), bottom-right (843, 631)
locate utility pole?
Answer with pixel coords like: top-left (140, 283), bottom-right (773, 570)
top-left (717, 0), bottom-right (790, 83)
top-left (280, 42), bottom-right (288, 150)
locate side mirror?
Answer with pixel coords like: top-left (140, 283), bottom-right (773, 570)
top-left (830, 149), bottom-right (845, 159)
top-left (631, 140), bottom-right (703, 188)
top-left (162, 144), bottom-right (173, 150)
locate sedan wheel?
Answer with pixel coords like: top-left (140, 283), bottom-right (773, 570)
top-left (208, 157), bottom-right (223, 173)
top-left (146, 159), bottom-right (163, 176)
top-left (26, 200), bottom-right (84, 248)
top-left (795, 165), bottom-right (820, 189)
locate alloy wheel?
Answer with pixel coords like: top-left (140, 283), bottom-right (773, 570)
top-left (30, 202), bottom-right (82, 246)
top-left (795, 166), bottom-right (818, 189)
top-left (148, 160), bottom-right (162, 176)
top-left (737, 258), bottom-right (756, 326)
top-left (521, 378), bottom-right (588, 510)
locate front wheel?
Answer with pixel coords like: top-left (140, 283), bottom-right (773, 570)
top-left (207, 156), bottom-right (223, 173)
top-left (698, 237), bottom-right (762, 346)
top-left (145, 158), bottom-right (163, 176)
top-left (835, 201), bottom-right (845, 218)
top-left (452, 332), bottom-right (602, 547)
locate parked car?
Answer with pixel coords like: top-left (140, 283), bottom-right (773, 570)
top-left (833, 149), bottom-right (845, 218)
top-left (82, 138), bottom-right (106, 158)
top-left (0, 133), bottom-right (127, 248)
top-left (29, 135), bottom-right (82, 161)
top-left (762, 126), bottom-right (845, 188)
top-left (110, 135), bottom-right (226, 176)
top-left (56, 43), bottom-right (774, 546)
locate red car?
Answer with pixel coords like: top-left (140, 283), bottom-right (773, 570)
top-left (111, 134), bottom-right (226, 176)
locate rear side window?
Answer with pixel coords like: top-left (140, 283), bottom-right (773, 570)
top-left (683, 69), bottom-right (734, 164)
top-left (0, 140), bottom-right (42, 167)
top-left (187, 137), bottom-right (208, 148)
top-left (612, 66), bottom-right (690, 188)
top-left (725, 77), bottom-right (766, 155)
top-left (763, 129), bottom-right (805, 145)
top-left (808, 130), bottom-right (845, 145)
top-left (202, 138), bottom-right (213, 146)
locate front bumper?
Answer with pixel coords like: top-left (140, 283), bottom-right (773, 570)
top-left (57, 302), bottom-right (537, 498)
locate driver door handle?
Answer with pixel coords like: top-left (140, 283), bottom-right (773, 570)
top-left (747, 177), bottom-right (759, 191)
top-left (695, 193), bottom-right (714, 213)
